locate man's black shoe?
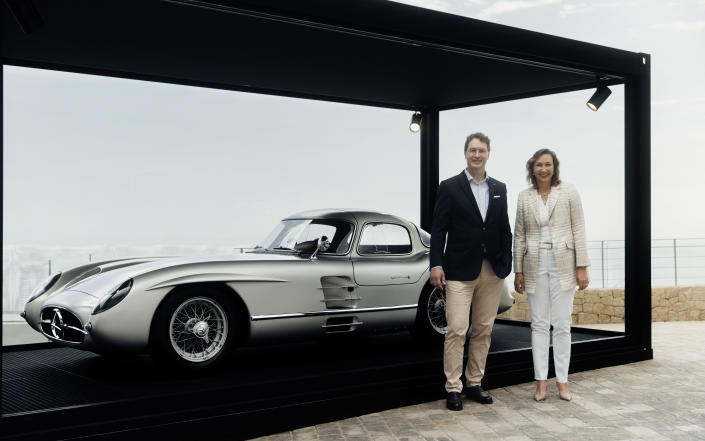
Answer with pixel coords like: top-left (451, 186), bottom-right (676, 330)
top-left (466, 385), bottom-right (493, 404)
top-left (446, 392), bottom-right (463, 411)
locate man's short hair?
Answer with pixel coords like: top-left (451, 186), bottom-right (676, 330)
top-left (464, 132), bottom-right (491, 153)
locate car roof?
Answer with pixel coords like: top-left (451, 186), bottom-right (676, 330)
top-left (284, 209), bottom-right (414, 226)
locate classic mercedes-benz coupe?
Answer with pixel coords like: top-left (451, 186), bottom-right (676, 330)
top-left (23, 209), bottom-right (514, 369)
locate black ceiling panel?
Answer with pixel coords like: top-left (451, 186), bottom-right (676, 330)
top-left (2, 0), bottom-right (643, 109)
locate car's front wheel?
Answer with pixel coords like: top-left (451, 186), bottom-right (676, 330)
top-left (411, 283), bottom-right (447, 342)
top-left (150, 288), bottom-right (235, 369)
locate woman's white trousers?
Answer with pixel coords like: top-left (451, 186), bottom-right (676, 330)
top-left (527, 248), bottom-right (576, 383)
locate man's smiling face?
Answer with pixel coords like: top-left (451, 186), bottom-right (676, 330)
top-left (465, 138), bottom-right (490, 174)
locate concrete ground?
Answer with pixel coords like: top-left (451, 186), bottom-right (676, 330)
top-left (254, 321), bottom-right (705, 441)
top-left (2, 312), bottom-right (49, 345)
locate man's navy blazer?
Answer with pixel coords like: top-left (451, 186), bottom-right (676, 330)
top-left (430, 171), bottom-right (513, 281)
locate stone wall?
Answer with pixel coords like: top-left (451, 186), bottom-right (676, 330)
top-left (497, 285), bottom-right (705, 324)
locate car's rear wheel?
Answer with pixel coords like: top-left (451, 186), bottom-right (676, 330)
top-left (411, 283), bottom-right (447, 342)
top-left (151, 288), bottom-right (235, 369)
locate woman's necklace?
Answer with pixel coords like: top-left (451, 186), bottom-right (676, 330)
top-left (538, 189), bottom-right (550, 204)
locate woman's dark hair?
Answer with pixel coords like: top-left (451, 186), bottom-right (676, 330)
top-left (526, 148), bottom-right (561, 189)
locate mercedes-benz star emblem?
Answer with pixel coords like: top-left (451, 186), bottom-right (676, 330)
top-left (50, 308), bottom-right (65, 340)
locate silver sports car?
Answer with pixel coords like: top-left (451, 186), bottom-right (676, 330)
top-left (22, 209), bottom-right (514, 369)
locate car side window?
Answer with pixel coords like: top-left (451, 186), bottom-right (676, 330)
top-left (358, 223), bottom-right (412, 255)
top-left (333, 227), bottom-right (354, 254)
top-left (297, 223), bottom-right (337, 245)
top-left (299, 220), bottom-right (354, 254)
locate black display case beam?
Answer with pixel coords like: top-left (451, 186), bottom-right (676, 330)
top-left (624, 54), bottom-right (652, 350)
top-left (420, 109), bottom-right (439, 232)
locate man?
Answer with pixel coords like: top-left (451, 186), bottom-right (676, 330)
top-left (430, 132), bottom-right (512, 411)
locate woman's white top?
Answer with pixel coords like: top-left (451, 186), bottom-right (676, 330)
top-left (538, 194), bottom-right (552, 243)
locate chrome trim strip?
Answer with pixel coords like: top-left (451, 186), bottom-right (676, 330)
top-left (320, 297), bottom-right (361, 302)
top-left (251, 304), bottom-right (418, 321)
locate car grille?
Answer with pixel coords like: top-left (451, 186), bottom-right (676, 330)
top-left (40, 307), bottom-right (86, 343)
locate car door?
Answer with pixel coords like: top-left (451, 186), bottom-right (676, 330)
top-left (246, 219), bottom-right (359, 340)
top-left (351, 222), bottom-right (428, 309)
top-left (294, 219), bottom-right (362, 334)
top-left (290, 220), bottom-right (357, 312)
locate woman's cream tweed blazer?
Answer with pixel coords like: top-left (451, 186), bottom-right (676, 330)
top-left (513, 182), bottom-right (590, 294)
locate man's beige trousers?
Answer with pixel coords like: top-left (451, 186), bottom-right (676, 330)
top-left (443, 259), bottom-right (504, 393)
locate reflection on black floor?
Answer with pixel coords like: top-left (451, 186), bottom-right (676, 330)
top-left (1, 322), bottom-right (614, 416)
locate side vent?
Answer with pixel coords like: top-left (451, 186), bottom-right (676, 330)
top-left (321, 316), bottom-right (363, 333)
top-left (319, 276), bottom-right (360, 309)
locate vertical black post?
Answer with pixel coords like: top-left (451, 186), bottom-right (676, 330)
top-left (1, 64), bottom-right (4, 372)
top-left (420, 109), bottom-right (439, 232)
top-left (624, 54), bottom-right (652, 355)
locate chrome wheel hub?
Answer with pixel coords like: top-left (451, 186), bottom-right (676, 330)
top-left (184, 318), bottom-right (198, 332)
top-left (169, 297), bottom-right (228, 363)
top-left (193, 321), bottom-right (209, 338)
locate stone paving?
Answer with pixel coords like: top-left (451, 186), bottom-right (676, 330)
top-left (254, 321), bottom-right (705, 441)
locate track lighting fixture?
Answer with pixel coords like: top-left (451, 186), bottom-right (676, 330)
top-left (409, 112), bottom-right (422, 133)
top-left (586, 85), bottom-right (612, 111)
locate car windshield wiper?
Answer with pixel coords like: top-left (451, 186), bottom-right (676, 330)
top-left (272, 246), bottom-right (296, 252)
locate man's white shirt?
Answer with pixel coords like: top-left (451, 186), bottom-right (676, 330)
top-left (464, 168), bottom-right (489, 222)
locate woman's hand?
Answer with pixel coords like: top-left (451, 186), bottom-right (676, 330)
top-left (576, 267), bottom-right (589, 290)
top-left (514, 273), bottom-right (525, 294)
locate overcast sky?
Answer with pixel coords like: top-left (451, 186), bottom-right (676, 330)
top-left (3, 0), bottom-right (704, 249)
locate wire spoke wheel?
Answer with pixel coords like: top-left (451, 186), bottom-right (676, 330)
top-left (169, 296), bottom-right (228, 363)
top-left (427, 288), bottom-right (447, 335)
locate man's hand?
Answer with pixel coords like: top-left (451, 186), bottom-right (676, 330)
top-left (576, 267), bottom-right (589, 290)
top-left (514, 273), bottom-right (525, 294)
top-left (430, 267), bottom-right (446, 290)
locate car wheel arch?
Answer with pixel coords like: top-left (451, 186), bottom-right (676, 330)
top-left (148, 282), bottom-right (251, 349)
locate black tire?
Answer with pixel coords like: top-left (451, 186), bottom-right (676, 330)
top-left (411, 283), bottom-right (447, 343)
top-left (150, 287), bottom-right (236, 370)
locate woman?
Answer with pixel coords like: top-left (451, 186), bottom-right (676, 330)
top-left (513, 149), bottom-right (590, 402)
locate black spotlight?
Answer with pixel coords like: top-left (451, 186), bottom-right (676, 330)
top-left (409, 112), bottom-right (422, 133)
top-left (587, 85), bottom-right (612, 111)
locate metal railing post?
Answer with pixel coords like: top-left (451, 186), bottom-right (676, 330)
top-left (673, 238), bottom-right (678, 286)
top-left (601, 240), bottom-right (605, 288)
top-left (604, 242), bottom-right (609, 287)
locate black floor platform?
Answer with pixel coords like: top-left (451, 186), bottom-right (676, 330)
top-left (1, 321), bottom-right (622, 440)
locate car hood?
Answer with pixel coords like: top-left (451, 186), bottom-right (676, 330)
top-left (65, 252), bottom-right (306, 297)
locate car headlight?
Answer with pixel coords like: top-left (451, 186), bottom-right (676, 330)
top-left (27, 273), bottom-right (62, 303)
top-left (93, 279), bottom-right (133, 314)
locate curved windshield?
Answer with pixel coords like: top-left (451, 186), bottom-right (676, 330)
top-left (257, 219), bottom-right (354, 254)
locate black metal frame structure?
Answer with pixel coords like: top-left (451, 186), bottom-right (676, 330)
top-left (2, 0), bottom-right (651, 437)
